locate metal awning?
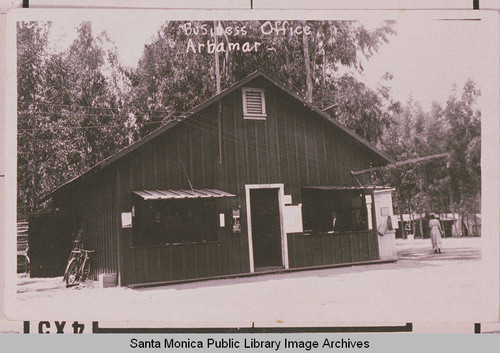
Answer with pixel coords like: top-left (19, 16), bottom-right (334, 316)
top-left (132, 189), bottom-right (236, 200)
top-left (303, 185), bottom-right (394, 191)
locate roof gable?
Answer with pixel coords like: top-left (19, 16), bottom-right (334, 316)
top-left (40, 70), bottom-right (394, 202)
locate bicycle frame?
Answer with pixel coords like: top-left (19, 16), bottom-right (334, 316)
top-left (64, 249), bottom-right (94, 286)
top-left (78, 251), bottom-right (92, 279)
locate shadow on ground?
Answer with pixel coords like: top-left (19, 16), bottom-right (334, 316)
top-left (18, 239), bottom-right (481, 295)
top-left (397, 246), bottom-right (480, 261)
top-left (138, 239), bottom-right (481, 292)
top-left (136, 259), bottom-right (443, 292)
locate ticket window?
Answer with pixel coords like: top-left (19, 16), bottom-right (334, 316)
top-left (132, 198), bottom-right (218, 246)
top-left (302, 189), bottom-right (369, 234)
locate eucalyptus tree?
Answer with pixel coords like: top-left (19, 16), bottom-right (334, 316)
top-left (17, 21), bottom-right (131, 216)
top-left (17, 21), bottom-right (51, 216)
top-left (130, 20), bottom-right (396, 144)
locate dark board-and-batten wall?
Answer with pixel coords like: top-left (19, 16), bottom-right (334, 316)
top-left (114, 77), bottom-right (385, 285)
top-left (115, 78), bottom-right (384, 207)
top-left (52, 172), bottom-right (120, 281)
top-left (287, 230), bottom-right (380, 269)
top-left (53, 76), bottom-right (386, 285)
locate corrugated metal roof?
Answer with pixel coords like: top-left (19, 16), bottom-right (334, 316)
top-left (303, 185), bottom-right (394, 191)
top-left (132, 189), bottom-right (236, 200)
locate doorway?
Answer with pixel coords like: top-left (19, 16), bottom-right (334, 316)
top-left (246, 184), bottom-right (288, 272)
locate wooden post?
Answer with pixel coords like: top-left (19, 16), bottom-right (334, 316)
top-left (214, 21), bottom-right (221, 93)
top-left (115, 167), bottom-right (122, 286)
top-left (395, 194), bottom-right (406, 239)
top-left (407, 200), bottom-right (415, 237)
top-left (418, 215), bottom-right (424, 239)
top-left (321, 39), bottom-right (327, 109)
top-left (474, 212), bottom-right (478, 236)
top-left (214, 21), bottom-right (222, 165)
top-left (302, 20), bottom-right (313, 102)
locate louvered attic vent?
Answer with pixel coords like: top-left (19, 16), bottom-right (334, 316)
top-left (242, 87), bottom-right (267, 120)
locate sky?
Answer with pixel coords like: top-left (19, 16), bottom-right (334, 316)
top-left (46, 17), bottom-right (484, 112)
top-left (358, 19), bottom-right (483, 110)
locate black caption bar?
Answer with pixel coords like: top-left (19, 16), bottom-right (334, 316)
top-left (91, 322), bottom-right (413, 334)
top-left (22, 322), bottom-right (485, 334)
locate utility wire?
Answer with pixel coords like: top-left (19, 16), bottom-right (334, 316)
top-left (182, 112), bottom-right (354, 182)
top-left (18, 105), bottom-right (362, 183)
top-left (18, 112), bottom-right (184, 131)
top-left (190, 110), bottom-right (355, 173)
top-left (18, 100), bottom-right (184, 116)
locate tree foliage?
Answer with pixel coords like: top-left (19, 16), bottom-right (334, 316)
top-left (16, 19), bottom-right (480, 220)
top-left (17, 22), bottom-right (130, 216)
top-left (17, 21), bottom-right (51, 216)
top-left (129, 20), bottom-right (396, 141)
top-left (375, 80), bottom-right (481, 215)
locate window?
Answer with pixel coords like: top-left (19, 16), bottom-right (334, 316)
top-left (301, 188), bottom-right (369, 234)
top-left (132, 198), bottom-right (218, 246)
top-left (242, 87), bottom-right (266, 119)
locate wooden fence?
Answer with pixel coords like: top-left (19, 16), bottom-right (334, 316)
top-left (17, 220), bottom-right (29, 273)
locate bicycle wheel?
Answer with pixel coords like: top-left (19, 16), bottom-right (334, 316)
top-left (65, 258), bottom-right (80, 286)
top-left (81, 261), bottom-right (91, 282)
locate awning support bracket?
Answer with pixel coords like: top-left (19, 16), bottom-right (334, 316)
top-left (350, 171), bottom-right (364, 187)
top-left (180, 159), bottom-right (195, 193)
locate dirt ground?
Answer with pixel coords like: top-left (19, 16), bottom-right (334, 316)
top-left (8, 237), bottom-right (495, 327)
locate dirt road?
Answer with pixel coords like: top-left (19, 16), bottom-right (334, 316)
top-left (10, 237), bottom-right (492, 326)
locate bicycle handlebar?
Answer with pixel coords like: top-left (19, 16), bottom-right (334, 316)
top-left (71, 249), bottom-right (95, 254)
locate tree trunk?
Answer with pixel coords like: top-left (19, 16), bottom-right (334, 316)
top-left (285, 49), bottom-right (293, 87)
top-left (30, 115), bottom-right (38, 215)
top-left (407, 200), bottom-right (415, 236)
top-left (321, 46), bottom-right (327, 109)
top-left (395, 194), bottom-right (406, 239)
top-left (473, 212), bottom-right (478, 236)
top-left (418, 216), bottom-right (424, 239)
top-left (302, 21), bottom-right (313, 102)
top-left (219, 21), bottom-right (232, 82)
top-left (213, 21), bottom-right (221, 94)
top-left (439, 212), bottom-right (444, 237)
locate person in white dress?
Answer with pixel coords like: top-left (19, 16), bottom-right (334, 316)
top-left (429, 214), bottom-right (443, 254)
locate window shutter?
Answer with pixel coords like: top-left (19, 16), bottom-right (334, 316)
top-left (242, 88), bottom-right (266, 119)
top-left (245, 90), bottom-right (263, 115)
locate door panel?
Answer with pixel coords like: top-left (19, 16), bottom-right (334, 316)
top-left (373, 190), bottom-right (397, 260)
top-left (250, 188), bottom-right (282, 268)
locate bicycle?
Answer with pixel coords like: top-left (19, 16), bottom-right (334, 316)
top-left (64, 249), bottom-right (95, 287)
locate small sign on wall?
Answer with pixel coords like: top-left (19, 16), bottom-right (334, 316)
top-left (283, 195), bottom-right (292, 205)
top-left (121, 212), bottom-right (132, 228)
top-left (391, 215), bottom-right (399, 229)
top-left (219, 213), bottom-right (225, 227)
top-left (381, 207), bottom-right (389, 216)
top-left (283, 204), bottom-right (303, 233)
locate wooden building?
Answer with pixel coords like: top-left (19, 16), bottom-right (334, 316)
top-left (38, 70), bottom-right (398, 286)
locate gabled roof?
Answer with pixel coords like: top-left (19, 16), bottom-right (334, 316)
top-left (40, 70), bottom-right (394, 202)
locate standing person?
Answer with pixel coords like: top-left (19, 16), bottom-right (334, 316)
top-left (429, 214), bottom-right (443, 253)
top-left (327, 211), bottom-right (337, 233)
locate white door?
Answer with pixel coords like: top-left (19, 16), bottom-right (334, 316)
top-left (373, 189), bottom-right (398, 260)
